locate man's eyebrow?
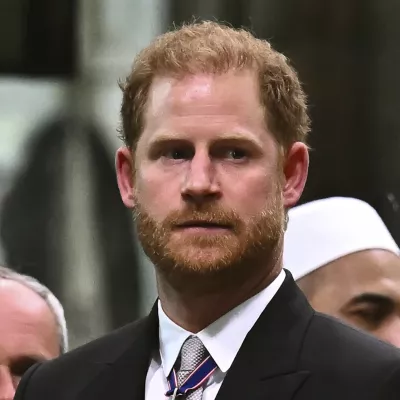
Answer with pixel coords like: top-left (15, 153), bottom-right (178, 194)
top-left (213, 133), bottom-right (264, 148)
top-left (147, 132), bottom-right (264, 149)
top-left (344, 293), bottom-right (394, 308)
top-left (10, 354), bottom-right (47, 363)
top-left (9, 355), bottom-right (46, 373)
top-left (147, 134), bottom-right (190, 148)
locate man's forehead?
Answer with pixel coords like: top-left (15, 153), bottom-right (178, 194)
top-left (139, 73), bottom-right (266, 149)
top-left (147, 74), bottom-right (216, 118)
top-left (0, 279), bottom-right (51, 320)
top-left (319, 250), bottom-right (400, 289)
top-left (146, 71), bottom-right (260, 115)
top-left (150, 74), bottom-right (214, 104)
top-left (0, 279), bottom-right (60, 358)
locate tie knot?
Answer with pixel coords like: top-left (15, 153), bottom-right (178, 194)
top-left (179, 335), bottom-right (207, 373)
top-left (165, 335), bottom-right (218, 399)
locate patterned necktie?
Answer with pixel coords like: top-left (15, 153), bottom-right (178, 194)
top-left (176, 336), bottom-right (210, 400)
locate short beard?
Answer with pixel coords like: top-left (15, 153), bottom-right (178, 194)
top-left (134, 190), bottom-right (285, 287)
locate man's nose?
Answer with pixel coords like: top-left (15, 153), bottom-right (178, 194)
top-left (0, 366), bottom-right (15, 400)
top-left (181, 152), bottom-right (220, 205)
top-left (377, 317), bottom-right (400, 348)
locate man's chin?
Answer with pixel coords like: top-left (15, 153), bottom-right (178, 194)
top-left (164, 244), bottom-right (237, 274)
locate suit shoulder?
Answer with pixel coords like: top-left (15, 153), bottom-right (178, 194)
top-left (305, 312), bottom-right (400, 366)
top-left (295, 313), bottom-right (400, 398)
top-left (54, 317), bottom-right (148, 365)
top-left (15, 318), bottom-right (148, 399)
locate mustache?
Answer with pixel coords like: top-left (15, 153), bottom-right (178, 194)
top-left (134, 205), bottom-right (242, 232)
top-left (166, 208), bottom-right (241, 228)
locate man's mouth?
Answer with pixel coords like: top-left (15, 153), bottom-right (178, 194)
top-left (175, 221), bottom-right (233, 230)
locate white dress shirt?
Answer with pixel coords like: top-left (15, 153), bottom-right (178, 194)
top-left (145, 269), bottom-right (285, 400)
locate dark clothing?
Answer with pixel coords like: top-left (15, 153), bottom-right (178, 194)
top-left (14, 271), bottom-right (400, 399)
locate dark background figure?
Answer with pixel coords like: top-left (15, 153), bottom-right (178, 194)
top-left (0, 117), bottom-right (141, 347)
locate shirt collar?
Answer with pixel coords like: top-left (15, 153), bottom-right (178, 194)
top-left (158, 301), bottom-right (192, 377)
top-left (158, 269), bottom-right (286, 377)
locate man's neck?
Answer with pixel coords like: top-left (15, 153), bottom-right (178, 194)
top-left (156, 259), bottom-right (282, 333)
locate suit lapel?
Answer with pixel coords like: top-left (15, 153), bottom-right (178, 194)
top-left (216, 271), bottom-right (313, 400)
top-left (75, 272), bottom-right (312, 400)
top-left (77, 303), bottom-right (159, 400)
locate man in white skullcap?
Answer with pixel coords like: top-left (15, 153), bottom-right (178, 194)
top-left (284, 196), bottom-right (400, 346)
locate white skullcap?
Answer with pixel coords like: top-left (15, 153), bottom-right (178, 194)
top-left (283, 197), bottom-right (400, 280)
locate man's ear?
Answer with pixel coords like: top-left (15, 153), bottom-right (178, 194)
top-left (116, 146), bottom-right (136, 208)
top-left (282, 142), bottom-right (309, 208)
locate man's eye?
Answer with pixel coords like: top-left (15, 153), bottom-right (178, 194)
top-left (163, 148), bottom-right (193, 160)
top-left (10, 358), bottom-right (39, 377)
top-left (351, 307), bottom-right (389, 327)
top-left (227, 148), bottom-right (247, 160)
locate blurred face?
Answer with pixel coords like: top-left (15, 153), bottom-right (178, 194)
top-left (117, 70), bottom-right (308, 276)
top-left (0, 280), bottom-right (59, 400)
top-left (301, 250), bottom-right (400, 347)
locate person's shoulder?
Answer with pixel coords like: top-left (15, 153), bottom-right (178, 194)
top-left (299, 313), bottom-right (400, 397)
top-left (15, 318), bottom-right (148, 399)
top-left (58, 317), bottom-right (148, 364)
top-left (305, 312), bottom-right (400, 367)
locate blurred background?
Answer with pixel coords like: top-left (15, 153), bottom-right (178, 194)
top-left (1, 0), bottom-right (400, 349)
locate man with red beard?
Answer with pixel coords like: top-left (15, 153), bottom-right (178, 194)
top-left (15, 21), bottom-right (400, 400)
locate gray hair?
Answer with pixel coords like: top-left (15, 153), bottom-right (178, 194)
top-left (0, 266), bottom-right (68, 354)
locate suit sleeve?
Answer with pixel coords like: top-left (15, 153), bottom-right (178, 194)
top-left (14, 363), bottom-right (42, 400)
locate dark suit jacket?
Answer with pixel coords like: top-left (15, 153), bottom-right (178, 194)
top-left (14, 271), bottom-right (400, 399)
